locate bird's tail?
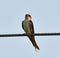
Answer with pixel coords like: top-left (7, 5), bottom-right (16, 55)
top-left (28, 36), bottom-right (40, 50)
top-left (34, 42), bottom-right (40, 50)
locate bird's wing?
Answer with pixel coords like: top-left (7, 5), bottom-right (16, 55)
top-left (28, 20), bottom-right (40, 50)
top-left (29, 20), bottom-right (34, 34)
top-left (22, 21), bottom-right (24, 30)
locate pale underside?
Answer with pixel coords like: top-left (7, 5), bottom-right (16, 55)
top-left (23, 20), bottom-right (31, 34)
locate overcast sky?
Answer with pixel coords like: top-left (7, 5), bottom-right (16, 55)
top-left (0, 0), bottom-right (60, 58)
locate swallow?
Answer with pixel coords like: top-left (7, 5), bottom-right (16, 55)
top-left (22, 14), bottom-right (40, 50)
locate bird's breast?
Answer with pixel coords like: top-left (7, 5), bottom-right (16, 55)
top-left (23, 20), bottom-right (31, 33)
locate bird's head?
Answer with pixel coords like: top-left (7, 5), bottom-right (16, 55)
top-left (25, 14), bottom-right (32, 21)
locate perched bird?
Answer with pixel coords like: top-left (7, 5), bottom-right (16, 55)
top-left (22, 14), bottom-right (40, 50)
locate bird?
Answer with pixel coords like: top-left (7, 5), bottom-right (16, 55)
top-left (22, 14), bottom-right (40, 50)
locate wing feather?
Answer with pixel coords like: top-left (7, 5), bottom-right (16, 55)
top-left (29, 20), bottom-right (34, 34)
top-left (22, 21), bottom-right (24, 30)
top-left (28, 20), bottom-right (40, 50)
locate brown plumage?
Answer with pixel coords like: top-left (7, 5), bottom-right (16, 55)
top-left (22, 14), bottom-right (40, 50)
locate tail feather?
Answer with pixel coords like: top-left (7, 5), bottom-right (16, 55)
top-left (34, 43), bottom-right (40, 50)
top-left (28, 35), bottom-right (40, 50)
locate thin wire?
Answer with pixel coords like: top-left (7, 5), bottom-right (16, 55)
top-left (0, 33), bottom-right (60, 37)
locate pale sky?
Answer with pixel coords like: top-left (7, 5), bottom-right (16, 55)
top-left (0, 0), bottom-right (60, 58)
